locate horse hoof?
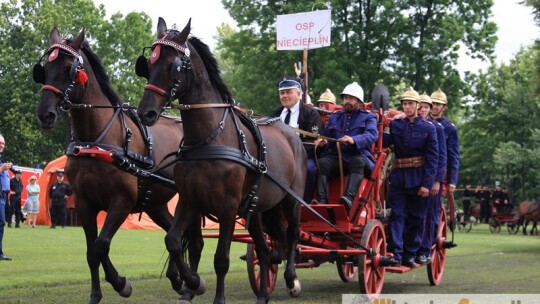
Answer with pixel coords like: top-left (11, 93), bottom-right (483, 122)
top-left (119, 279), bottom-right (132, 298)
top-left (185, 277), bottom-right (206, 296)
top-left (177, 300), bottom-right (192, 304)
top-left (192, 277), bottom-right (206, 295)
top-left (287, 278), bottom-right (301, 298)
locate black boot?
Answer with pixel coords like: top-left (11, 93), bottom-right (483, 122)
top-left (339, 173), bottom-right (363, 212)
top-left (312, 175), bottom-right (329, 204)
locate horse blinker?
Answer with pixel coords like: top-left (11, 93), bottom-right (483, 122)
top-left (135, 55), bottom-right (149, 79)
top-left (33, 63), bottom-right (45, 84)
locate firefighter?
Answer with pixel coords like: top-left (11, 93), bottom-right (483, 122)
top-left (314, 82), bottom-right (378, 211)
top-left (316, 88), bottom-right (337, 125)
top-left (384, 87), bottom-right (439, 267)
top-left (417, 92), bottom-right (447, 265)
top-left (430, 89), bottom-right (460, 234)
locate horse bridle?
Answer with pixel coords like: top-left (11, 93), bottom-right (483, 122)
top-left (135, 35), bottom-right (192, 108)
top-left (33, 41), bottom-right (88, 111)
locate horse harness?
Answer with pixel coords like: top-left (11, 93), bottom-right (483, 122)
top-left (176, 102), bottom-right (269, 226)
top-left (35, 40), bottom-right (175, 213)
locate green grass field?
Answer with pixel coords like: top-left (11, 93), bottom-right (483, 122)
top-left (0, 223), bottom-right (538, 303)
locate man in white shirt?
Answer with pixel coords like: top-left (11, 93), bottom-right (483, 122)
top-left (270, 76), bottom-right (324, 202)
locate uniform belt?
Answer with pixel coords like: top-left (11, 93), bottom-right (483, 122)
top-left (393, 156), bottom-right (425, 169)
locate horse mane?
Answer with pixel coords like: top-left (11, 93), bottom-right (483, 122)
top-left (187, 36), bottom-right (234, 103)
top-left (80, 41), bottom-right (123, 106)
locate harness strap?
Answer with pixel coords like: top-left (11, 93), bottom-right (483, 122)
top-left (179, 107), bottom-right (229, 155)
top-left (172, 103), bottom-right (232, 110)
top-left (180, 144), bottom-right (369, 251)
top-left (179, 145), bottom-right (262, 172)
top-left (41, 85), bottom-right (63, 95)
top-left (66, 142), bottom-right (154, 168)
top-left (144, 84), bottom-right (167, 96)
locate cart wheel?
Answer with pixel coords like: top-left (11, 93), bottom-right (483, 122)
top-left (336, 256), bottom-right (358, 282)
top-left (358, 219), bottom-right (386, 295)
top-left (489, 218), bottom-right (501, 233)
top-left (246, 243), bottom-right (278, 296)
top-left (507, 222), bottom-right (519, 234)
top-left (428, 209), bottom-right (447, 286)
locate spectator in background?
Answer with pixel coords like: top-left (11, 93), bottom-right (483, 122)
top-left (0, 134), bottom-right (13, 261)
top-left (48, 170), bottom-right (73, 228)
top-left (492, 182), bottom-right (505, 214)
top-left (479, 185), bottom-right (492, 223)
top-left (25, 175), bottom-right (40, 228)
top-left (502, 187), bottom-right (512, 212)
top-left (8, 170), bottom-right (23, 228)
top-left (462, 184), bottom-right (474, 220)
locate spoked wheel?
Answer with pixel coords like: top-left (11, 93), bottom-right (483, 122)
top-left (507, 222), bottom-right (519, 234)
top-left (336, 256), bottom-right (358, 282)
top-left (246, 243), bottom-right (279, 296)
top-left (428, 209), bottom-right (447, 286)
top-left (358, 219), bottom-right (386, 295)
top-left (489, 218), bottom-right (501, 233)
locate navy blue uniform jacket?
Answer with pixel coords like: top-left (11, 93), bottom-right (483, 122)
top-left (319, 108), bottom-right (378, 169)
top-left (384, 116), bottom-right (438, 189)
top-left (436, 116), bottom-right (459, 186)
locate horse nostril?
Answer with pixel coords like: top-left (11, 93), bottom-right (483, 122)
top-left (38, 112), bottom-right (57, 129)
top-left (142, 111), bottom-right (158, 126)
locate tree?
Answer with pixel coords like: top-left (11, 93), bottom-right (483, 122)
top-left (461, 47), bottom-right (539, 200)
top-left (0, 0), bottom-right (152, 167)
top-left (218, 0), bottom-right (497, 117)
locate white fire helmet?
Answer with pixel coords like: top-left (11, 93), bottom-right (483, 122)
top-left (340, 82), bottom-right (364, 103)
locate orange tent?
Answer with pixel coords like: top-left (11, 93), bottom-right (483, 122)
top-left (36, 156), bottom-right (226, 230)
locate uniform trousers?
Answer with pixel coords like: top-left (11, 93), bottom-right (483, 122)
top-left (7, 197), bottom-right (22, 226)
top-left (387, 185), bottom-right (429, 262)
top-left (419, 189), bottom-right (442, 256)
top-left (50, 204), bottom-right (66, 227)
top-left (0, 194), bottom-right (7, 255)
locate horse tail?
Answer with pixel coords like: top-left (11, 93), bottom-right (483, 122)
top-left (262, 205), bottom-right (288, 259)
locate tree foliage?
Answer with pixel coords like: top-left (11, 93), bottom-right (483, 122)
top-left (460, 47), bottom-right (540, 200)
top-left (218, 0), bottom-right (497, 116)
top-left (0, 0), bottom-right (152, 167)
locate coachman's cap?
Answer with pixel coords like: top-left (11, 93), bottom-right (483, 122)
top-left (278, 76), bottom-right (303, 93)
top-left (13, 169), bottom-right (21, 174)
top-left (56, 169), bottom-right (65, 176)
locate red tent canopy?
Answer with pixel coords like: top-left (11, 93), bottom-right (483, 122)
top-left (35, 156), bottom-right (229, 230)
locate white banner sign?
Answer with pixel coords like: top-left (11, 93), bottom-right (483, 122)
top-left (276, 9), bottom-right (331, 50)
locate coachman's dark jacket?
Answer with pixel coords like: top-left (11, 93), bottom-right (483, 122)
top-left (271, 103), bottom-right (323, 159)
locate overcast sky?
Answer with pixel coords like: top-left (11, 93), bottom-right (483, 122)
top-left (92, 0), bottom-right (537, 73)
